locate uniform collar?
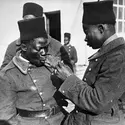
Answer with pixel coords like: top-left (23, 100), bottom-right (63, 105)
top-left (13, 51), bottom-right (31, 74)
top-left (19, 54), bottom-right (29, 63)
top-left (102, 33), bottom-right (118, 47)
top-left (89, 37), bottom-right (125, 60)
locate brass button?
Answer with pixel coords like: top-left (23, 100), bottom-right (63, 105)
top-left (45, 116), bottom-right (48, 119)
top-left (39, 92), bottom-right (43, 96)
top-left (95, 59), bottom-right (98, 61)
top-left (33, 79), bottom-right (37, 83)
top-left (43, 103), bottom-right (46, 106)
top-left (84, 78), bottom-right (87, 81)
top-left (88, 68), bottom-right (91, 71)
top-left (30, 86), bottom-right (37, 91)
top-left (62, 90), bottom-right (65, 93)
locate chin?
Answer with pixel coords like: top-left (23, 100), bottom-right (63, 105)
top-left (92, 46), bottom-right (100, 49)
top-left (88, 44), bottom-right (93, 48)
top-left (92, 47), bottom-right (97, 49)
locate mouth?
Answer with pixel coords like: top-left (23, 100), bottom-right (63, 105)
top-left (86, 42), bottom-right (90, 46)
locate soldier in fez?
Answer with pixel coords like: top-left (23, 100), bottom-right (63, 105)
top-left (63, 32), bottom-right (78, 73)
top-left (52, 1), bottom-right (125, 125)
top-left (0, 17), bottom-right (73, 125)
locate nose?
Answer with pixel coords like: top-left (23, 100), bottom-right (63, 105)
top-left (84, 36), bottom-right (88, 42)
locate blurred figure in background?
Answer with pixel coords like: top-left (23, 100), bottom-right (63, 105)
top-left (63, 32), bottom-right (78, 73)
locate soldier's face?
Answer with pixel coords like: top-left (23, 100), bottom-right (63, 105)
top-left (64, 37), bottom-right (70, 45)
top-left (24, 37), bottom-right (49, 67)
top-left (83, 24), bottom-right (104, 49)
top-left (23, 14), bottom-right (36, 20)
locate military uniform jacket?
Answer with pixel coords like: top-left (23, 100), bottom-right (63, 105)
top-left (0, 52), bottom-right (64, 125)
top-left (59, 37), bottom-right (125, 125)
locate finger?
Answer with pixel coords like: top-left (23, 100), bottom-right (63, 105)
top-left (55, 65), bottom-right (62, 72)
top-left (54, 69), bottom-right (57, 74)
top-left (58, 62), bottom-right (64, 68)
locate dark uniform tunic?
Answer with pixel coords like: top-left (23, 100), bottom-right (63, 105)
top-left (0, 52), bottom-right (65, 125)
top-left (59, 37), bottom-right (125, 125)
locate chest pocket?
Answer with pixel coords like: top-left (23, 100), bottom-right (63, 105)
top-left (83, 57), bottom-right (106, 86)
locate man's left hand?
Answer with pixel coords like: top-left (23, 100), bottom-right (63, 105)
top-left (55, 62), bottom-right (73, 81)
top-left (44, 55), bottom-right (61, 68)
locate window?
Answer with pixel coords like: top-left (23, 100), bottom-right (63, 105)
top-left (113, 0), bottom-right (125, 33)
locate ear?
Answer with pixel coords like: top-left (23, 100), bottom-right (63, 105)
top-left (97, 24), bottom-right (104, 34)
top-left (21, 43), bottom-right (27, 52)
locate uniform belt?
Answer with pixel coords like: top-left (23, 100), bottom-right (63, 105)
top-left (17, 105), bottom-right (61, 118)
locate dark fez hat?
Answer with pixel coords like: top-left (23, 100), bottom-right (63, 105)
top-left (64, 32), bottom-right (71, 39)
top-left (82, 0), bottom-right (116, 25)
top-left (23, 2), bottom-right (43, 18)
top-left (18, 17), bottom-right (48, 41)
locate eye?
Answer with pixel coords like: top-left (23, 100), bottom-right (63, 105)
top-left (85, 28), bottom-right (89, 34)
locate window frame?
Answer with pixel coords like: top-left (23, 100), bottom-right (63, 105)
top-left (113, 0), bottom-right (125, 33)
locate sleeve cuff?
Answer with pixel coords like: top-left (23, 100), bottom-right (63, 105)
top-left (59, 75), bottom-right (81, 96)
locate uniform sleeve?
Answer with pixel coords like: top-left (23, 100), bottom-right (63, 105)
top-left (59, 52), bottom-right (125, 114)
top-left (0, 74), bottom-right (17, 120)
top-left (0, 42), bottom-right (16, 69)
top-left (60, 46), bottom-right (73, 71)
top-left (71, 46), bottom-right (78, 65)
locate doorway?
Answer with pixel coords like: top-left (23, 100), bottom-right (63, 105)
top-left (45, 10), bottom-right (61, 42)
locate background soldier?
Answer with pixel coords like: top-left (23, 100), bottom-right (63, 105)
top-left (63, 32), bottom-right (78, 73)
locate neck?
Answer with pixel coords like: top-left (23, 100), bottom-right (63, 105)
top-left (19, 53), bottom-right (29, 63)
